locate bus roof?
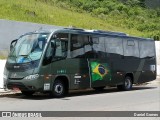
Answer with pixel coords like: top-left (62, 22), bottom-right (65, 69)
top-left (32, 27), bottom-right (154, 41)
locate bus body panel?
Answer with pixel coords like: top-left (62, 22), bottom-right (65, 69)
top-left (4, 28), bottom-right (157, 94)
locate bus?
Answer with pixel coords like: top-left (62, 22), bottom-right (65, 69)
top-left (3, 27), bottom-right (157, 97)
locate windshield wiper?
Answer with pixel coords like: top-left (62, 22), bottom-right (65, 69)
top-left (19, 54), bottom-right (33, 63)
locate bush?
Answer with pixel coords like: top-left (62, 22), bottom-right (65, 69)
top-left (156, 8), bottom-right (160, 17)
top-left (153, 35), bottom-right (160, 41)
top-left (116, 3), bottom-right (128, 12)
top-left (92, 7), bottom-right (109, 15)
top-left (137, 23), bottom-right (159, 32)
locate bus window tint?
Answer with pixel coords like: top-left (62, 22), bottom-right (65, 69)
top-left (92, 37), bottom-right (99, 44)
top-left (71, 35), bottom-right (83, 51)
top-left (55, 40), bottom-right (68, 57)
top-left (123, 39), bottom-right (139, 58)
top-left (54, 33), bottom-right (68, 58)
top-left (139, 40), bottom-right (155, 58)
top-left (71, 34), bottom-right (90, 58)
top-left (92, 37), bottom-right (106, 58)
top-left (105, 37), bottom-right (123, 58)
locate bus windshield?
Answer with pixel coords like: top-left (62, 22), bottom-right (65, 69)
top-left (8, 33), bottom-right (49, 63)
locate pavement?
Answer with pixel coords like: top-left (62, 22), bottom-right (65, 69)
top-left (0, 77), bottom-right (159, 120)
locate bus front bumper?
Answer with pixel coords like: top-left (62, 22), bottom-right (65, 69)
top-left (6, 78), bottom-right (44, 92)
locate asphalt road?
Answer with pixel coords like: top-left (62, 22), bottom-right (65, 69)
top-left (0, 79), bottom-right (159, 120)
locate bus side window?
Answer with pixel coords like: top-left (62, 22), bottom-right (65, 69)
top-left (92, 37), bottom-right (99, 44)
top-left (71, 34), bottom-right (91, 58)
top-left (105, 37), bottom-right (123, 59)
top-left (139, 41), bottom-right (155, 58)
top-left (53, 33), bottom-right (68, 58)
top-left (91, 37), bottom-right (105, 58)
top-left (43, 41), bottom-right (53, 65)
top-left (55, 40), bottom-right (68, 58)
top-left (71, 34), bottom-right (84, 51)
top-left (123, 39), bottom-right (139, 58)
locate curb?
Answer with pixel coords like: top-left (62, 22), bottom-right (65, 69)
top-left (0, 89), bottom-right (20, 96)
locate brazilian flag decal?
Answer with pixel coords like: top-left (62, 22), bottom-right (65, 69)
top-left (91, 62), bottom-right (109, 81)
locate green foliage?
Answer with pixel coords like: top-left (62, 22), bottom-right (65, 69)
top-left (57, 0), bottom-right (160, 40)
top-left (0, 0), bottom-right (159, 40)
top-left (125, 0), bottom-right (141, 7)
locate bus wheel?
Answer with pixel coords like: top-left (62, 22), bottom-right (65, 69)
top-left (117, 76), bottom-right (132, 91)
top-left (93, 86), bottom-right (105, 91)
top-left (21, 91), bottom-right (35, 96)
top-left (51, 80), bottom-right (65, 98)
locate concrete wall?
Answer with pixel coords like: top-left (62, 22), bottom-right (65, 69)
top-left (119, 0), bottom-right (160, 9)
top-left (145, 0), bottom-right (160, 9)
top-left (0, 19), bottom-right (62, 88)
top-left (0, 60), bottom-right (6, 88)
top-left (156, 41), bottom-right (160, 76)
top-left (0, 19), bottom-right (62, 57)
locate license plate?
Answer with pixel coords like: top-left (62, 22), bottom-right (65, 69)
top-left (12, 87), bottom-right (20, 91)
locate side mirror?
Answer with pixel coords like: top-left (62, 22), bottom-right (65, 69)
top-left (10, 39), bottom-right (17, 51)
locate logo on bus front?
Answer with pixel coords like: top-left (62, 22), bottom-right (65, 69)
top-left (14, 66), bottom-right (20, 69)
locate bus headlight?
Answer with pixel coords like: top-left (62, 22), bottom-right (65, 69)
top-left (24, 74), bottom-right (39, 80)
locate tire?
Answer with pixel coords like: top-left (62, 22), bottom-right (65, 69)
top-left (21, 91), bottom-right (35, 96)
top-left (50, 80), bottom-right (66, 98)
top-left (93, 86), bottom-right (105, 91)
top-left (117, 76), bottom-right (132, 91)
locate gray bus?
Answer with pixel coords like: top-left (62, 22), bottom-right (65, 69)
top-left (3, 27), bottom-right (156, 97)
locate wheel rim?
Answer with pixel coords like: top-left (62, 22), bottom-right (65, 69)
top-left (125, 78), bottom-right (131, 89)
top-left (54, 84), bottom-right (63, 94)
